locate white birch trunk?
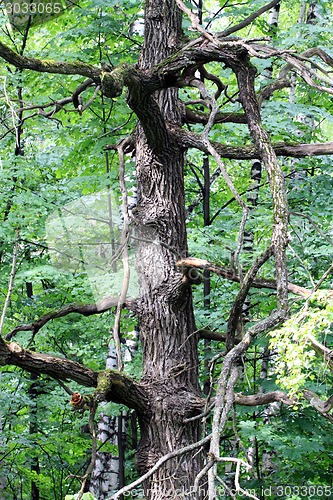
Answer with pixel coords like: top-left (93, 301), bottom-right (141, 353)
top-left (90, 327), bottom-right (139, 498)
top-left (90, 342), bottom-right (120, 498)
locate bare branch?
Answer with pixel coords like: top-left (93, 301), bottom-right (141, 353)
top-left (172, 127), bottom-right (333, 159)
top-left (258, 77), bottom-right (291, 104)
top-left (252, 47), bottom-right (333, 104)
top-left (112, 138), bottom-right (132, 371)
top-left (79, 85), bottom-right (101, 114)
top-left (184, 107), bottom-right (247, 125)
top-left (77, 398), bottom-right (98, 499)
top-left (205, 310), bottom-right (286, 497)
top-left (234, 390), bottom-right (296, 406)
top-left (0, 41), bottom-right (125, 98)
top-left (312, 261), bottom-right (333, 293)
top-left (208, 306), bottom-right (287, 498)
top-left (176, 257), bottom-right (313, 297)
top-left (0, 228), bottom-right (19, 337)
top-left (252, 44), bottom-right (333, 95)
top-left (208, 364), bottom-right (239, 498)
top-left (291, 212), bottom-right (333, 246)
top-left (307, 334), bottom-right (333, 371)
top-left (175, 0), bottom-right (217, 44)
top-left (0, 41), bottom-right (100, 79)
top-left (303, 390), bottom-right (333, 422)
top-left (234, 458), bottom-right (259, 500)
top-left (5, 295), bottom-right (137, 341)
top-left (182, 389), bottom-right (297, 416)
top-left (0, 341), bottom-right (148, 410)
top-left (217, 0), bottom-right (281, 38)
top-left (194, 458), bottom-right (215, 496)
top-left (226, 247), bottom-right (273, 350)
top-left (189, 77), bottom-right (249, 277)
top-left (199, 329), bottom-right (228, 343)
top-left (0, 341), bottom-right (98, 386)
top-left (231, 52), bottom-right (289, 311)
top-left (288, 244), bottom-right (315, 288)
top-left (279, 47), bottom-right (333, 84)
top-left (56, 378), bottom-right (74, 396)
top-left (10, 78), bottom-right (94, 117)
top-left (110, 434), bottom-right (212, 499)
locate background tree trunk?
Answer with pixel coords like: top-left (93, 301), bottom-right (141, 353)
top-left (90, 343), bottom-right (123, 499)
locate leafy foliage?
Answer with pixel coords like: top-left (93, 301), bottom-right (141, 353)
top-left (0, 0), bottom-right (333, 498)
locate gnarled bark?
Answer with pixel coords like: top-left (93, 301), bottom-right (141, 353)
top-left (130, 1), bottom-right (204, 497)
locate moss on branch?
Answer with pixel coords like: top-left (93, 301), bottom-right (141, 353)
top-left (96, 369), bottom-right (149, 412)
top-left (0, 339), bottom-right (148, 410)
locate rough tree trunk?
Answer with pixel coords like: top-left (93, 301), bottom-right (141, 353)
top-left (132, 1), bottom-right (203, 498)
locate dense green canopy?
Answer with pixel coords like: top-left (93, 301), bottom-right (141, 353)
top-left (0, 0), bottom-right (333, 498)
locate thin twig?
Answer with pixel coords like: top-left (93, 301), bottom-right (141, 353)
top-left (81, 85), bottom-right (101, 113)
top-left (112, 138), bottom-right (132, 371)
top-left (175, 0), bottom-right (217, 44)
top-left (313, 261), bottom-right (333, 294)
top-left (0, 76), bottom-right (20, 148)
top-left (0, 228), bottom-right (20, 337)
top-left (55, 378), bottom-right (74, 396)
top-left (291, 211), bottom-right (333, 246)
top-left (217, 0), bottom-right (281, 38)
top-left (110, 434), bottom-right (212, 499)
top-left (190, 77), bottom-right (249, 279)
top-left (76, 398), bottom-right (98, 499)
top-left (288, 244), bottom-right (315, 288)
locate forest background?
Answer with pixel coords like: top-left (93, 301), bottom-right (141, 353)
top-left (0, 0), bottom-right (333, 499)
